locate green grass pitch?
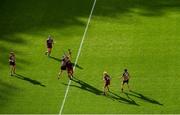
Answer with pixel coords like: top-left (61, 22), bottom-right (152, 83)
top-left (0, 0), bottom-right (180, 114)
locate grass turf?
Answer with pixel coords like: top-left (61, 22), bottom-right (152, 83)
top-left (0, 0), bottom-right (93, 113)
top-left (0, 0), bottom-right (180, 114)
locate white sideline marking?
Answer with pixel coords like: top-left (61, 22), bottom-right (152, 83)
top-left (59, 0), bottom-right (97, 114)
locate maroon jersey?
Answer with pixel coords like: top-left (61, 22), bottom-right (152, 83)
top-left (61, 58), bottom-right (66, 66)
top-left (104, 74), bottom-right (110, 86)
top-left (123, 72), bottom-right (129, 81)
top-left (66, 60), bottom-right (73, 70)
top-left (47, 38), bottom-right (53, 48)
top-left (104, 75), bottom-right (110, 82)
top-left (9, 55), bottom-right (15, 63)
top-left (9, 55), bottom-right (15, 65)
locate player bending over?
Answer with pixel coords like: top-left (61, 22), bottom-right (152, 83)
top-left (9, 52), bottom-right (16, 76)
top-left (103, 71), bottom-right (111, 95)
top-left (66, 58), bottom-right (74, 80)
top-left (121, 69), bottom-right (130, 92)
top-left (45, 35), bottom-right (54, 56)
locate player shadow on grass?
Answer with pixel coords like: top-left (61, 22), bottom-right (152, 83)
top-left (14, 74), bottom-right (46, 87)
top-left (109, 91), bottom-right (139, 106)
top-left (63, 77), bottom-right (138, 106)
top-left (125, 90), bottom-right (163, 106)
top-left (49, 56), bottom-right (83, 69)
top-left (49, 56), bottom-right (62, 62)
top-left (70, 77), bottom-right (102, 95)
top-left (72, 63), bottom-right (83, 70)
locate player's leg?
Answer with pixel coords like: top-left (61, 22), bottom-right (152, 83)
top-left (45, 46), bottom-right (48, 55)
top-left (127, 80), bottom-right (130, 91)
top-left (58, 66), bottom-right (67, 79)
top-left (68, 74), bottom-right (72, 80)
top-left (58, 70), bottom-right (63, 79)
top-left (104, 87), bottom-right (106, 95)
top-left (104, 84), bottom-right (109, 95)
top-left (107, 85), bottom-right (110, 92)
top-left (68, 69), bottom-right (73, 80)
top-left (67, 71), bottom-right (71, 80)
top-left (70, 69), bottom-right (74, 78)
top-left (10, 65), bottom-right (13, 76)
top-left (121, 82), bottom-right (124, 92)
top-left (13, 65), bottom-right (16, 74)
top-left (48, 48), bottom-right (51, 56)
top-left (107, 82), bottom-right (110, 92)
top-left (103, 85), bottom-right (106, 95)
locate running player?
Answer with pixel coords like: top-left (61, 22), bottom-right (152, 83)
top-left (66, 58), bottom-right (73, 80)
top-left (58, 55), bottom-right (67, 79)
top-left (121, 69), bottom-right (130, 92)
top-left (9, 52), bottom-right (16, 76)
top-left (103, 71), bottom-right (111, 95)
top-left (45, 35), bottom-right (54, 56)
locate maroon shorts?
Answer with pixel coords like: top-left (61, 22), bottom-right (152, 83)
top-left (47, 44), bottom-right (52, 48)
top-left (105, 81), bottom-right (110, 86)
top-left (67, 67), bottom-right (73, 73)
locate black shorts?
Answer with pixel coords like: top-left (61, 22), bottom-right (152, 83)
top-left (61, 66), bottom-right (66, 70)
top-left (10, 62), bottom-right (15, 66)
top-left (123, 80), bottom-right (129, 84)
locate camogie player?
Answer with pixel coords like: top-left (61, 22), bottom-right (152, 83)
top-left (66, 58), bottom-right (74, 80)
top-left (58, 55), bottom-right (67, 79)
top-left (45, 35), bottom-right (54, 56)
top-left (9, 52), bottom-right (16, 76)
top-left (103, 71), bottom-right (111, 95)
top-left (121, 69), bottom-right (130, 92)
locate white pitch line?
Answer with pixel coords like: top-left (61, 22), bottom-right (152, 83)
top-left (59, 0), bottom-right (97, 114)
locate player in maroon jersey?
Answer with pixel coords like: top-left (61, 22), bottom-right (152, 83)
top-left (45, 35), bottom-right (54, 56)
top-left (9, 52), bottom-right (16, 76)
top-left (58, 55), bottom-right (67, 79)
top-left (103, 71), bottom-right (111, 95)
top-left (121, 69), bottom-right (130, 92)
top-left (66, 59), bottom-right (74, 80)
